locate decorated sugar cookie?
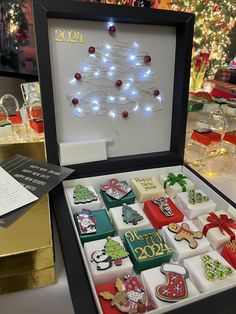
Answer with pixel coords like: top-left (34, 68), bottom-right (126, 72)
top-left (98, 276), bottom-right (154, 314)
top-left (168, 222), bottom-right (203, 249)
top-left (187, 190), bottom-right (209, 204)
top-left (156, 264), bottom-right (189, 302)
top-left (152, 197), bottom-right (174, 217)
top-left (100, 179), bottom-right (131, 200)
top-left (91, 237), bottom-right (129, 271)
top-left (76, 209), bottom-right (96, 234)
top-left (201, 254), bottom-right (233, 281)
top-left (122, 203), bottom-right (143, 225)
top-left (73, 184), bottom-right (98, 204)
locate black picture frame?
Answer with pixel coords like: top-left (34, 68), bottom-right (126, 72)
top-left (32, 2), bottom-right (236, 314)
top-left (33, 0), bottom-right (194, 175)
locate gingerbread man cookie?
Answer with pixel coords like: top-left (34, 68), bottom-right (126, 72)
top-left (168, 222), bottom-right (203, 249)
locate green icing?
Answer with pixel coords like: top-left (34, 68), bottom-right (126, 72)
top-left (0, 120), bottom-right (11, 127)
top-left (201, 254), bottom-right (233, 282)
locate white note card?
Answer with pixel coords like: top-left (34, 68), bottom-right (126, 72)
top-left (0, 167), bottom-right (38, 217)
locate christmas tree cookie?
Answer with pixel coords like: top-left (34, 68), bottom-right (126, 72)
top-left (84, 236), bottom-right (133, 285)
top-left (162, 221), bottom-right (210, 262)
top-left (183, 251), bottom-right (236, 292)
top-left (109, 204), bottom-right (152, 238)
top-left (159, 172), bottom-right (194, 198)
top-left (124, 228), bottom-right (172, 272)
top-left (100, 178), bottom-right (135, 209)
top-left (130, 177), bottom-right (165, 202)
top-left (141, 263), bottom-right (199, 309)
top-left (65, 184), bottom-right (102, 212)
top-left (96, 275), bottom-right (155, 314)
top-left (176, 189), bottom-right (216, 219)
top-left (74, 209), bottom-right (115, 244)
top-left (143, 197), bottom-right (184, 229)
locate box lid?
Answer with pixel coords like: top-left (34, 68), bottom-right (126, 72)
top-left (34, 1), bottom-right (194, 178)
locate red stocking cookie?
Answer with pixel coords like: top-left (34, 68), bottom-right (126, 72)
top-left (156, 264), bottom-right (189, 302)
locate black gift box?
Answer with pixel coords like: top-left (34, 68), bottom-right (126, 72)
top-left (33, 1), bottom-right (236, 313)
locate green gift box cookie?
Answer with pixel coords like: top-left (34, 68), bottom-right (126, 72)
top-left (100, 179), bottom-right (135, 209)
top-left (74, 209), bottom-right (115, 244)
top-left (124, 228), bottom-right (172, 273)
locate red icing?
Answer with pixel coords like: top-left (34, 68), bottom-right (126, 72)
top-left (202, 212), bottom-right (236, 241)
top-left (177, 226), bottom-right (195, 236)
top-left (96, 277), bottom-right (142, 314)
top-left (0, 112), bottom-right (22, 124)
top-left (29, 120), bottom-right (44, 134)
top-left (191, 130), bottom-right (221, 146)
top-left (156, 270), bottom-right (188, 301)
top-left (221, 240), bottom-right (236, 269)
top-left (223, 130), bottom-right (236, 146)
top-left (143, 199), bottom-right (184, 229)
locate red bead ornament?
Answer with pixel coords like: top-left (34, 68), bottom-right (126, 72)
top-left (115, 80), bottom-right (123, 88)
top-left (153, 89), bottom-right (160, 97)
top-left (144, 55), bottom-right (151, 64)
top-left (72, 98), bottom-right (79, 105)
top-left (122, 111), bottom-right (129, 118)
top-left (88, 46), bottom-right (95, 54)
top-left (74, 73), bottom-right (82, 81)
top-left (109, 25), bottom-right (116, 35)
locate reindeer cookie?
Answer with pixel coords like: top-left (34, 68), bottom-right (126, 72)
top-left (168, 222), bottom-right (203, 249)
top-left (99, 276), bottom-right (154, 314)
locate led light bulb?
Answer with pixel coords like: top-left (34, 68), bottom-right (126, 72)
top-left (109, 110), bottom-right (116, 118)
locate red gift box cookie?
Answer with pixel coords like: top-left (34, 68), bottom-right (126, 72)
top-left (221, 240), bottom-right (236, 269)
top-left (143, 197), bottom-right (184, 229)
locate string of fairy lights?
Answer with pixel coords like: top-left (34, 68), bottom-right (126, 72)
top-left (169, 0), bottom-right (236, 79)
top-left (67, 23), bottom-right (162, 119)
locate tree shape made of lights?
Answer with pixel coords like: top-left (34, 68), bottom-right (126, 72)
top-left (68, 24), bottom-right (162, 119)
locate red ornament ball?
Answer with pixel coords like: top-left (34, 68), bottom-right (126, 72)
top-left (153, 89), bottom-right (160, 97)
top-left (74, 73), bottom-right (82, 81)
top-left (122, 111), bottom-right (129, 118)
top-left (72, 98), bottom-right (79, 105)
top-left (144, 55), bottom-right (151, 64)
top-left (115, 80), bottom-right (123, 88)
top-left (88, 46), bottom-right (95, 54)
top-left (109, 25), bottom-right (116, 35)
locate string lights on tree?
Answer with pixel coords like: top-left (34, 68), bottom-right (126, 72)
top-left (68, 23), bottom-right (162, 119)
top-left (169, 0), bottom-right (236, 79)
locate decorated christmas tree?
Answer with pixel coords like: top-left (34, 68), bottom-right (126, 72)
top-left (68, 24), bottom-right (162, 119)
top-left (122, 204), bottom-right (143, 225)
top-left (104, 237), bottom-right (129, 260)
top-left (168, 0), bottom-right (236, 79)
top-left (0, 0), bottom-right (29, 71)
top-left (73, 185), bottom-right (98, 204)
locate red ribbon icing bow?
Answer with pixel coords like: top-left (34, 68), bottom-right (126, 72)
top-left (202, 212), bottom-right (236, 241)
top-left (100, 179), bottom-right (125, 194)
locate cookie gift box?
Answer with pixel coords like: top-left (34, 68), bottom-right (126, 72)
top-left (33, 1), bottom-right (236, 313)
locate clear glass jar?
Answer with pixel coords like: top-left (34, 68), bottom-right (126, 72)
top-left (185, 128), bottom-right (228, 175)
